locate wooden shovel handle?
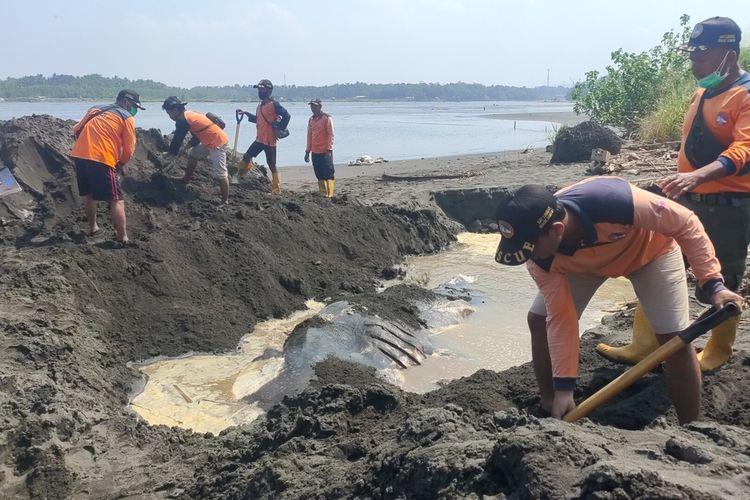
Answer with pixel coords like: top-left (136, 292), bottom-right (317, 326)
top-left (563, 303), bottom-right (739, 423)
top-left (563, 336), bottom-right (684, 422)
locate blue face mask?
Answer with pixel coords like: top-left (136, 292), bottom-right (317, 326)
top-left (129, 106), bottom-right (138, 116)
top-left (697, 52), bottom-right (732, 89)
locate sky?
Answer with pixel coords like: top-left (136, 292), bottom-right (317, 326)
top-left (0, 1), bottom-right (746, 89)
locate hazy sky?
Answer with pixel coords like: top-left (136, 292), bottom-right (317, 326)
top-left (1, 1), bottom-right (746, 88)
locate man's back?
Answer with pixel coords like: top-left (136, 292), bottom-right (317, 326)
top-left (72, 105), bottom-right (135, 167)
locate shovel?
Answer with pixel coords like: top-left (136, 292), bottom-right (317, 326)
top-left (229, 109), bottom-right (245, 185)
top-left (563, 302), bottom-right (740, 423)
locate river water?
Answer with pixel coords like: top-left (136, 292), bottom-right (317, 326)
top-left (129, 233), bottom-right (635, 434)
top-left (0, 100), bottom-right (571, 166)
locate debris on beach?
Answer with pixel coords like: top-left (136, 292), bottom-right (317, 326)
top-left (348, 155), bottom-right (389, 166)
top-left (585, 140), bottom-right (681, 181)
top-left (380, 171), bottom-right (480, 182)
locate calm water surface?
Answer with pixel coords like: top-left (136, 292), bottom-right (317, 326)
top-left (0, 100), bottom-right (571, 166)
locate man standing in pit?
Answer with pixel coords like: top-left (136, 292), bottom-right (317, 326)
top-left (71, 89), bottom-right (143, 245)
top-left (494, 177), bottom-right (742, 424)
top-left (304, 98), bottom-right (335, 197)
top-left (162, 97), bottom-right (231, 204)
top-left (597, 16), bottom-right (750, 372)
top-left (237, 79), bottom-right (291, 194)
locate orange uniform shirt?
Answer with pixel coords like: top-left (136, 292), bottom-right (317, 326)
top-left (255, 101), bottom-right (279, 147)
top-left (306, 113), bottom-right (334, 154)
top-left (71, 105), bottom-right (136, 168)
top-left (184, 111), bottom-right (228, 148)
top-left (678, 72), bottom-right (750, 193)
top-left (527, 177), bottom-right (722, 384)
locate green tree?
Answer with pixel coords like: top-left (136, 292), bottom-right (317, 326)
top-left (639, 38), bottom-right (750, 143)
top-left (571, 15), bottom-right (692, 133)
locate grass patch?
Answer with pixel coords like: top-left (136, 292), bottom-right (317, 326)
top-left (637, 75), bottom-right (694, 143)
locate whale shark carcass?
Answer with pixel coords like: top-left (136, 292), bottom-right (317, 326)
top-left (241, 300), bottom-right (434, 406)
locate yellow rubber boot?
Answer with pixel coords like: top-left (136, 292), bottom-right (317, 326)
top-left (271, 172), bottom-right (281, 193)
top-left (317, 180), bottom-right (327, 195)
top-left (326, 179), bottom-right (335, 198)
top-left (596, 302), bottom-right (659, 364)
top-left (697, 316), bottom-right (738, 372)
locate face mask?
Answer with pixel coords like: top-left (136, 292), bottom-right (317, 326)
top-left (129, 106), bottom-right (138, 117)
top-left (697, 52), bottom-right (732, 89)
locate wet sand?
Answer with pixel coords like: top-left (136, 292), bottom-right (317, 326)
top-left (486, 110), bottom-right (585, 125)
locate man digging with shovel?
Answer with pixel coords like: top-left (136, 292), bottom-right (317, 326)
top-left (162, 97), bottom-right (231, 204)
top-left (495, 177), bottom-right (743, 424)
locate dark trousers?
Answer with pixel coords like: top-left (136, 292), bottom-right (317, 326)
top-left (311, 152), bottom-right (334, 180)
top-left (243, 141), bottom-right (276, 169)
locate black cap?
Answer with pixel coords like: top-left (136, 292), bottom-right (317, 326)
top-left (117, 89), bottom-right (145, 110)
top-left (308, 98), bottom-right (322, 106)
top-left (162, 96), bottom-right (187, 110)
top-left (494, 184), bottom-right (562, 266)
top-left (253, 79), bottom-right (273, 90)
top-left (682, 16), bottom-right (741, 52)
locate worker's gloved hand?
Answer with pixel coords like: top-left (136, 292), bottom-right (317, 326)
top-left (304, 152), bottom-right (310, 163)
top-left (551, 390), bottom-right (576, 420)
top-left (709, 288), bottom-right (745, 315)
top-left (236, 109), bottom-right (252, 119)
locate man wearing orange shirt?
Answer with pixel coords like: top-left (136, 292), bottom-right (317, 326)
top-left (304, 98), bottom-right (335, 197)
top-left (495, 177), bottom-right (743, 424)
top-left (71, 89), bottom-right (142, 244)
top-left (237, 79), bottom-right (291, 193)
top-left (597, 17), bottom-right (749, 372)
top-left (162, 97), bottom-right (231, 204)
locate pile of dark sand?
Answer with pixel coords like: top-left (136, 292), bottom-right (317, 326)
top-left (551, 120), bottom-right (623, 163)
top-left (1, 116), bottom-right (749, 499)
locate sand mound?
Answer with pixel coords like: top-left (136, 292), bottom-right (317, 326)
top-left (551, 120), bottom-right (623, 163)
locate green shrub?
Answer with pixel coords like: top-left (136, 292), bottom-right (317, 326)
top-left (741, 44), bottom-right (750, 71)
top-left (571, 15), bottom-right (692, 134)
top-left (637, 75), bottom-right (694, 143)
top-left (638, 41), bottom-right (750, 143)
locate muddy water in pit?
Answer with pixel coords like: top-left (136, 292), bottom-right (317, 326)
top-left (392, 233), bottom-right (636, 393)
top-left (129, 301), bottom-right (325, 434)
top-left (130, 234), bottom-right (634, 434)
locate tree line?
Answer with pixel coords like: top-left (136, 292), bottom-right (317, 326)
top-left (0, 74), bottom-right (570, 102)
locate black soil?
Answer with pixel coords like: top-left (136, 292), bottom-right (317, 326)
top-left (1, 116), bottom-right (749, 499)
top-left (551, 120), bottom-right (623, 163)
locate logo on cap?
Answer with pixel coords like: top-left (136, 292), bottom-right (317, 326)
top-left (498, 220), bottom-right (514, 239)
